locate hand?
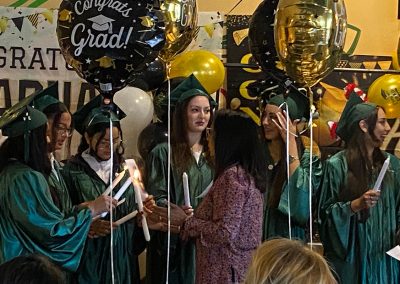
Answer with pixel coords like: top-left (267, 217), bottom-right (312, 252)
top-left (88, 219), bottom-right (118, 238)
top-left (84, 195), bottom-right (118, 217)
top-left (181, 205), bottom-right (194, 217)
top-left (145, 203), bottom-right (189, 233)
top-left (143, 195), bottom-right (156, 213)
top-left (142, 210), bottom-right (180, 234)
top-left (351, 189), bottom-right (380, 213)
top-left (272, 111), bottom-right (299, 142)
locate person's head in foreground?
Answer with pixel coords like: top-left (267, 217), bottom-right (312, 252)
top-left (244, 238), bottom-right (337, 284)
top-left (0, 254), bottom-right (66, 284)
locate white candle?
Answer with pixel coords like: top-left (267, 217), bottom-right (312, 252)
top-left (133, 180), bottom-right (150, 241)
top-left (373, 156), bottom-right (390, 192)
top-left (102, 169), bottom-right (126, 196)
top-left (125, 159), bottom-right (150, 241)
top-left (100, 178), bottom-right (131, 218)
top-left (115, 210), bottom-right (138, 226)
top-left (114, 178), bottom-right (132, 200)
top-left (183, 172), bottom-right (191, 207)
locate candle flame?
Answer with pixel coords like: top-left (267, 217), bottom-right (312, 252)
top-left (133, 169), bottom-right (141, 180)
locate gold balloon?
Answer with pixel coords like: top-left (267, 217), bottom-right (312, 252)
top-left (157, 0), bottom-right (199, 62)
top-left (169, 50), bottom-right (225, 94)
top-left (368, 74), bottom-right (400, 119)
top-left (274, 0), bottom-right (347, 87)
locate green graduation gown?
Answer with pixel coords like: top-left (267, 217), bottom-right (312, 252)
top-left (0, 160), bottom-right (92, 271)
top-left (62, 155), bottom-right (146, 284)
top-left (49, 158), bottom-right (74, 214)
top-left (318, 151), bottom-right (400, 284)
top-left (263, 148), bottom-right (322, 241)
top-left (145, 143), bottom-right (214, 284)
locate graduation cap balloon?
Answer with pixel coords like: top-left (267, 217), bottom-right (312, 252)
top-left (56, 0), bottom-right (166, 98)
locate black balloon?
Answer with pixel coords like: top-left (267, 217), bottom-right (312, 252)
top-left (137, 122), bottom-right (168, 160)
top-left (57, 0), bottom-right (166, 97)
top-left (128, 57), bottom-right (167, 91)
top-left (249, 0), bottom-right (285, 75)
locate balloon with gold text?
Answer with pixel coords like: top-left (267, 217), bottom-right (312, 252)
top-left (156, 0), bottom-right (199, 64)
top-left (368, 74), bottom-right (400, 119)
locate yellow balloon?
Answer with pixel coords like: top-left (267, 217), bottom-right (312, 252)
top-left (368, 75), bottom-right (400, 119)
top-left (158, 0), bottom-right (198, 62)
top-left (274, 0), bottom-right (347, 87)
top-left (169, 50), bottom-right (225, 94)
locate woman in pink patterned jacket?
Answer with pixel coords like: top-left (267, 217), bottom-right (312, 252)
top-left (176, 109), bottom-right (267, 284)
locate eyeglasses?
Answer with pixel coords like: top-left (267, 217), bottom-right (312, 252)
top-left (55, 125), bottom-right (73, 137)
top-left (98, 137), bottom-right (122, 149)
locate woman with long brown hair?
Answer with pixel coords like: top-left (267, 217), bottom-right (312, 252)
top-left (145, 75), bottom-right (215, 284)
top-left (260, 93), bottom-right (322, 241)
top-left (318, 90), bottom-right (400, 283)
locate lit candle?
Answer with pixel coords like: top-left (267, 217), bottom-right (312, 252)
top-left (133, 179), bottom-right (150, 241)
top-left (183, 172), bottom-right (191, 207)
top-left (126, 159), bottom-right (150, 241)
top-left (115, 210), bottom-right (138, 226)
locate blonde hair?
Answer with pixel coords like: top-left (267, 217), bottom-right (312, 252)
top-left (244, 238), bottom-right (337, 284)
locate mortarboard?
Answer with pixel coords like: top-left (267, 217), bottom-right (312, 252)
top-left (88, 14), bottom-right (114, 33)
top-left (267, 92), bottom-right (310, 120)
top-left (162, 74), bottom-right (217, 109)
top-left (73, 95), bottom-right (126, 135)
top-left (336, 91), bottom-right (377, 143)
top-left (32, 82), bottom-right (60, 112)
top-left (0, 92), bottom-right (48, 161)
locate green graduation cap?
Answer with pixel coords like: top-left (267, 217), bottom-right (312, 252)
top-left (0, 92), bottom-right (48, 161)
top-left (162, 74), bottom-right (217, 108)
top-left (73, 95), bottom-right (126, 135)
top-left (336, 91), bottom-right (377, 142)
top-left (267, 92), bottom-right (310, 120)
top-left (32, 82), bottom-right (60, 112)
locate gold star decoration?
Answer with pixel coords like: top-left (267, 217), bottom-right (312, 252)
top-left (68, 58), bottom-right (82, 71)
top-left (139, 16), bottom-right (154, 28)
top-left (203, 23), bottom-right (215, 38)
top-left (96, 56), bottom-right (115, 68)
top-left (59, 9), bottom-right (72, 23)
top-left (41, 9), bottom-right (54, 24)
top-left (0, 16), bottom-right (8, 34)
top-left (125, 63), bottom-right (134, 72)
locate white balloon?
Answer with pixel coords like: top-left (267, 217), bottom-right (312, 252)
top-left (114, 87), bottom-right (154, 158)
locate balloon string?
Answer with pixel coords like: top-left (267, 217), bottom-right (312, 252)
top-left (308, 87), bottom-right (314, 250)
top-left (166, 63), bottom-right (171, 284)
top-left (284, 102), bottom-right (292, 240)
top-left (226, 0), bottom-right (245, 15)
top-left (109, 116), bottom-right (115, 284)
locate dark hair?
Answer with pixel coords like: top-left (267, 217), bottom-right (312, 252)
top-left (76, 122), bottom-right (125, 166)
top-left (0, 124), bottom-right (51, 176)
top-left (213, 109), bottom-right (267, 192)
top-left (341, 107), bottom-right (388, 202)
top-left (171, 96), bottom-right (213, 175)
top-left (0, 254), bottom-right (66, 284)
top-left (42, 102), bottom-right (73, 155)
top-left (260, 109), bottom-right (305, 207)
